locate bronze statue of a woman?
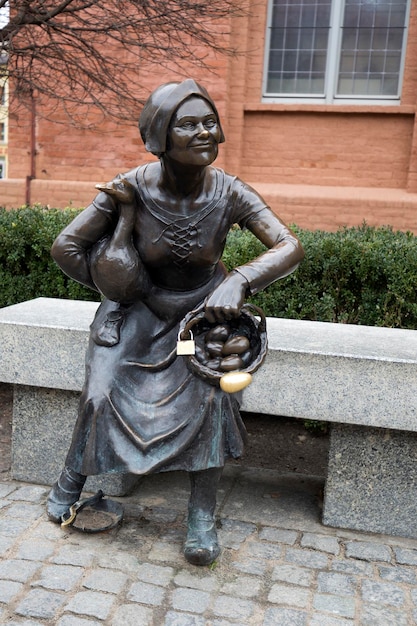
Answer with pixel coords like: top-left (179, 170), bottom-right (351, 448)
top-left (46, 79), bottom-right (304, 566)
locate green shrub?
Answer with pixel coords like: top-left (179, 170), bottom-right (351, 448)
top-left (0, 205), bottom-right (98, 308)
top-left (1, 205), bottom-right (417, 330)
top-left (223, 223), bottom-right (417, 329)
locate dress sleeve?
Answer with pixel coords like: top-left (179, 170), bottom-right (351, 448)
top-left (51, 191), bottom-right (118, 291)
top-left (229, 177), bottom-right (304, 295)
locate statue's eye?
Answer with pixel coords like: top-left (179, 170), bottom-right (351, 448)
top-left (181, 121), bottom-right (196, 130)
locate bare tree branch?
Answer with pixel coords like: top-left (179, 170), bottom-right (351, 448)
top-left (2, 0), bottom-right (247, 127)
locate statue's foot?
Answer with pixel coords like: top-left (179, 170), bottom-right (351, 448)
top-left (184, 509), bottom-right (220, 566)
top-left (46, 467), bottom-right (86, 523)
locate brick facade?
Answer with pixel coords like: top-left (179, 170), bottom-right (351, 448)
top-left (2, 0), bottom-right (417, 232)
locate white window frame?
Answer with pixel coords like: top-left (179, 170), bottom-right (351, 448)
top-left (263, 0), bottom-right (411, 105)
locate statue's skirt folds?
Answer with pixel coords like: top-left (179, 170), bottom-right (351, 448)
top-left (65, 273), bottom-right (247, 477)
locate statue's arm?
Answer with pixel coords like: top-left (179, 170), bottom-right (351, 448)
top-left (51, 195), bottom-right (116, 290)
top-left (234, 208), bottom-right (304, 295)
top-left (205, 204), bottom-right (304, 323)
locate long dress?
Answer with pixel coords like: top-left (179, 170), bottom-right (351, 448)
top-left (52, 164), bottom-right (300, 477)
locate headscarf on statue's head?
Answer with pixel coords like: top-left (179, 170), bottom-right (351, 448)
top-left (138, 79), bottom-right (226, 158)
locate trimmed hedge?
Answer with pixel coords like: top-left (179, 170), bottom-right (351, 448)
top-left (223, 224), bottom-right (417, 329)
top-left (0, 205), bottom-right (98, 306)
top-left (1, 205), bottom-right (417, 329)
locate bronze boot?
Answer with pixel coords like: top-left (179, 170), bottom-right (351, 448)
top-left (184, 467), bottom-right (222, 566)
top-left (46, 466), bottom-right (86, 523)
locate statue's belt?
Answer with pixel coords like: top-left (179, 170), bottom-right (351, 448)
top-left (60, 490), bottom-right (124, 533)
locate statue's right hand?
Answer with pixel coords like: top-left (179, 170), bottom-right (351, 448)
top-left (204, 271), bottom-right (249, 324)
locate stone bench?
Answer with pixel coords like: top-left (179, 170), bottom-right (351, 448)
top-left (1, 297), bottom-right (417, 539)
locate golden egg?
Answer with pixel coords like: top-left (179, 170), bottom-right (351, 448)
top-left (220, 372), bottom-right (253, 393)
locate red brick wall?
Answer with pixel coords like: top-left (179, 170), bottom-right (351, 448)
top-left (240, 111), bottom-right (414, 188)
top-left (3, 1), bottom-right (417, 233)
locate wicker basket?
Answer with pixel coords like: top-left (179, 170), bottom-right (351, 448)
top-left (178, 303), bottom-right (268, 386)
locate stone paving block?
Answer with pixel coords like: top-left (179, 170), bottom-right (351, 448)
top-left (57, 616), bottom-right (102, 626)
top-left (313, 594), bottom-right (356, 618)
top-left (271, 563), bottom-right (314, 587)
top-left (141, 506), bottom-right (179, 523)
top-left (267, 583), bottom-right (310, 607)
top-left (285, 547), bottom-right (329, 569)
top-left (174, 570), bottom-right (218, 592)
top-left (64, 590), bottom-right (116, 620)
top-left (32, 564), bottom-right (84, 592)
top-left (15, 588), bottom-right (66, 619)
top-left (164, 611), bottom-right (206, 626)
top-left (111, 603), bottom-right (153, 626)
top-left (0, 579), bottom-right (23, 603)
top-left (359, 603), bottom-right (409, 626)
top-left (213, 594), bottom-right (255, 620)
top-left (6, 486), bottom-right (48, 502)
top-left (331, 558), bottom-right (374, 575)
top-left (218, 518), bottom-right (257, 550)
top-left (345, 540), bottom-right (391, 562)
top-left (316, 571), bottom-right (357, 596)
top-left (171, 587), bottom-right (211, 613)
top-left (2, 502), bottom-right (44, 521)
top-left (394, 547), bottom-right (417, 566)
top-left (137, 562), bottom-right (175, 587)
top-left (0, 483), bottom-right (17, 497)
top-left (0, 518), bottom-right (33, 537)
top-left (263, 606), bottom-right (307, 626)
top-left (231, 558), bottom-right (267, 576)
top-left (0, 535), bottom-right (15, 554)
top-left (96, 551), bottom-right (141, 573)
top-left (411, 588), bottom-right (417, 605)
top-left (0, 613), bottom-right (45, 626)
top-left (361, 579), bottom-right (405, 607)
top-left (0, 559), bottom-right (41, 582)
top-left (221, 575), bottom-right (261, 599)
top-left (148, 540), bottom-right (183, 562)
top-left (245, 541), bottom-right (283, 560)
top-left (309, 615), bottom-right (354, 625)
top-left (300, 533), bottom-right (340, 555)
top-left (30, 520), bottom-right (66, 541)
top-left (258, 527), bottom-right (298, 544)
top-left (378, 564), bottom-right (416, 583)
top-left (52, 545), bottom-right (95, 567)
top-left (16, 539), bottom-right (55, 561)
top-left (127, 581), bottom-right (166, 606)
top-left (159, 527), bottom-right (185, 543)
top-left (211, 620), bottom-right (246, 626)
top-left (82, 568), bottom-right (128, 594)
top-left (219, 518), bottom-right (257, 539)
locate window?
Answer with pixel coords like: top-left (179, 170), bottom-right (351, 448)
top-left (0, 157), bottom-right (5, 179)
top-left (264, 0), bottom-right (410, 103)
top-left (0, 123), bottom-right (5, 143)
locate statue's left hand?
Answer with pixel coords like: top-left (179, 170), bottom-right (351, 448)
top-left (205, 271), bottom-right (249, 323)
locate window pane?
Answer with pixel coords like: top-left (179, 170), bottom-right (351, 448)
top-left (267, 0), bottom-right (331, 95)
top-left (265, 0), bottom-right (408, 100)
top-left (337, 0), bottom-right (408, 97)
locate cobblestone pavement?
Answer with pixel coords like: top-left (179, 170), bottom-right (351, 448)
top-left (1, 465), bottom-right (417, 625)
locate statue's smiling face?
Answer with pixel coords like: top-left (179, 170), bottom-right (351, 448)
top-left (166, 97), bottom-right (221, 167)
